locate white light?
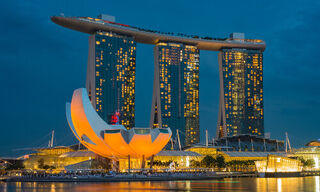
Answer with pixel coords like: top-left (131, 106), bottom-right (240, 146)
top-left (186, 156), bottom-right (190, 167)
top-left (277, 178), bottom-right (282, 192)
top-left (314, 157), bottom-right (319, 169)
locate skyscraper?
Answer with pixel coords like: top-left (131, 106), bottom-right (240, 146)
top-left (86, 31), bottom-right (136, 129)
top-left (217, 48), bottom-right (264, 138)
top-left (150, 42), bottom-right (200, 146)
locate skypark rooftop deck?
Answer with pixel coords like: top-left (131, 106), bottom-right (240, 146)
top-left (51, 16), bottom-right (266, 51)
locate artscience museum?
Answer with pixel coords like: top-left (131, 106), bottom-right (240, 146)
top-left (66, 88), bottom-right (172, 161)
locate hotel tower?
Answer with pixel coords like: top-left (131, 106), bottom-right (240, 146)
top-left (216, 36), bottom-right (264, 138)
top-left (86, 30), bottom-right (136, 129)
top-left (150, 42), bottom-right (200, 146)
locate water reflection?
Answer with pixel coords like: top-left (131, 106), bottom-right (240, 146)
top-left (277, 178), bottom-right (282, 192)
top-left (185, 180), bottom-right (191, 191)
top-left (1, 177), bottom-right (320, 192)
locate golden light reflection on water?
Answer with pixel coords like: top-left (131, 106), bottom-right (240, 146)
top-left (186, 180), bottom-right (191, 191)
top-left (255, 177), bottom-right (320, 192)
top-left (277, 178), bottom-right (282, 192)
top-left (316, 176), bottom-right (319, 192)
top-left (51, 183), bottom-right (56, 192)
top-left (71, 180), bottom-right (247, 192)
top-left (1, 177), bottom-right (320, 192)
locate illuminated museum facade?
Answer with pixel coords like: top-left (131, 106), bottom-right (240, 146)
top-left (66, 88), bottom-right (172, 159)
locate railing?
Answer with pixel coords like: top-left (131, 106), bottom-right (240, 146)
top-left (73, 16), bottom-right (265, 45)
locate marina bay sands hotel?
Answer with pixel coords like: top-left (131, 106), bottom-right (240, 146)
top-left (52, 14), bottom-right (266, 147)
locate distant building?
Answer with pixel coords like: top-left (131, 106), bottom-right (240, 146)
top-left (291, 145), bottom-right (320, 170)
top-left (305, 139), bottom-right (320, 147)
top-left (23, 146), bottom-right (88, 171)
top-left (150, 42), bottom-right (200, 146)
top-left (86, 31), bottom-right (136, 129)
top-left (214, 135), bottom-right (284, 152)
top-left (186, 145), bottom-right (287, 172)
top-left (255, 155), bottom-right (302, 173)
top-left (217, 46), bottom-right (264, 138)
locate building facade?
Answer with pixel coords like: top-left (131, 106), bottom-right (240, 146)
top-left (217, 48), bottom-right (264, 138)
top-left (86, 31), bottom-right (136, 129)
top-left (215, 135), bottom-right (284, 152)
top-left (150, 42), bottom-right (200, 146)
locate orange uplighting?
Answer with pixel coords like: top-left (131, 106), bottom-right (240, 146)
top-left (67, 88), bottom-right (172, 160)
top-left (70, 89), bottom-right (115, 157)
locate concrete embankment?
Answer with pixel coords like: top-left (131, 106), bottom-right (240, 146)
top-left (217, 172), bottom-right (258, 178)
top-left (9, 171), bottom-right (320, 181)
top-left (3, 175), bottom-right (224, 182)
top-left (0, 177), bottom-right (9, 182)
top-left (264, 171), bottom-right (320, 178)
top-left (263, 172), bottom-right (302, 177)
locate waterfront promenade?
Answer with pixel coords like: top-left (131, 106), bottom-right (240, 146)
top-left (2, 172), bottom-right (224, 182)
top-left (3, 170), bottom-right (320, 183)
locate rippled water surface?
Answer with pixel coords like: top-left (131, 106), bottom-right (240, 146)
top-left (1, 176), bottom-right (320, 191)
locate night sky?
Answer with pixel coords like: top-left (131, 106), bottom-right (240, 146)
top-left (1, 0), bottom-right (319, 157)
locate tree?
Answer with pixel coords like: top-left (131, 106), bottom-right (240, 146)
top-left (298, 157), bottom-right (315, 168)
top-left (5, 161), bottom-right (25, 170)
top-left (38, 158), bottom-right (44, 169)
top-left (304, 159), bottom-right (315, 168)
top-left (226, 160), bottom-right (256, 171)
top-left (201, 155), bottom-right (215, 168)
top-left (190, 160), bottom-right (201, 168)
top-left (42, 165), bottom-right (50, 170)
top-left (37, 158), bottom-right (56, 170)
top-left (215, 155), bottom-right (226, 169)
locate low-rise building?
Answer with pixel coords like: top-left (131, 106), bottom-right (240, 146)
top-left (255, 155), bottom-right (302, 173)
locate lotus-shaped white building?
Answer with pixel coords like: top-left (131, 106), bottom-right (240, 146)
top-left (66, 88), bottom-right (172, 160)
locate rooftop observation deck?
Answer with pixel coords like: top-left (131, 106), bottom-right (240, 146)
top-left (51, 16), bottom-right (266, 51)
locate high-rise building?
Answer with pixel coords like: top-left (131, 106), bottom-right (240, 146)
top-left (217, 48), bottom-right (264, 138)
top-left (150, 42), bottom-right (200, 146)
top-left (86, 31), bottom-right (136, 129)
